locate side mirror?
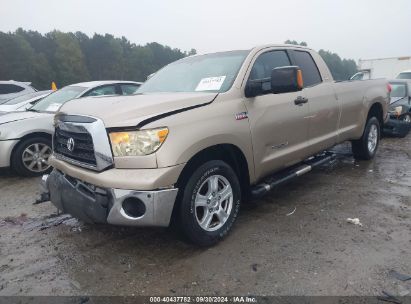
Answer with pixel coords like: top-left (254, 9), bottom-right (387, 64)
top-left (271, 66), bottom-right (303, 94)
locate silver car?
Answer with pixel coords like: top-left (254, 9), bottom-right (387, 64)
top-left (0, 90), bottom-right (52, 113)
top-left (0, 80), bottom-right (141, 176)
top-left (0, 81), bottom-right (37, 104)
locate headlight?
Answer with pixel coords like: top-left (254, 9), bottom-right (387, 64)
top-left (109, 127), bottom-right (169, 156)
top-left (394, 106), bottom-right (403, 116)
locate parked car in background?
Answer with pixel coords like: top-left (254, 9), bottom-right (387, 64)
top-left (396, 70), bottom-right (411, 80)
top-left (44, 45), bottom-right (388, 246)
top-left (0, 90), bottom-right (52, 113)
top-left (383, 79), bottom-right (411, 137)
top-left (0, 80), bottom-right (141, 176)
top-left (0, 80), bottom-right (37, 104)
top-left (350, 56), bottom-right (411, 80)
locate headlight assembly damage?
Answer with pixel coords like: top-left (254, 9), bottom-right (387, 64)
top-left (109, 127), bottom-right (169, 156)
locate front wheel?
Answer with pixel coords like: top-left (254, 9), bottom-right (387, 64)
top-left (351, 117), bottom-right (380, 160)
top-left (177, 160), bottom-right (241, 246)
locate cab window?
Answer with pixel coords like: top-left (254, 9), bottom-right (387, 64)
top-left (292, 51), bottom-right (322, 87)
top-left (121, 84), bottom-right (140, 95)
top-left (249, 50), bottom-right (291, 91)
top-left (0, 84), bottom-right (25, 94)
top-left (84, 85), bottom-right (117, 97)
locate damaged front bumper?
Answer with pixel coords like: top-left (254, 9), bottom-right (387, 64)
top-left (43, 169), bottom-right (178, 227)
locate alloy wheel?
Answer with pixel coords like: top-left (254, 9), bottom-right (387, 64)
top-left (194, 174), bottom-right (233, 232)
top-left (367, 124), bottom-right (378, 153)
top-left (22, 143), bottom-right (52, 173)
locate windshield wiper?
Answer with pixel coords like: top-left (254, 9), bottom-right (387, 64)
top-left (27, 108), bottom-right (39, 112)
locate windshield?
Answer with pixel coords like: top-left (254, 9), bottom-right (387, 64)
top-left (397, 72), bottom-right (411, 80)
top-left (3, 91), bottom-right (50, 105)
top-left (30, 86), bottom-right (85, 112)
top-left (390, 83), bottom-right (407, 98)
top-left (137, 50), bottom-right (249, 94)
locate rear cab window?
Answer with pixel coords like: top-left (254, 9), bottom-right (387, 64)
top-left (291, 50), bottom-right (322, 87)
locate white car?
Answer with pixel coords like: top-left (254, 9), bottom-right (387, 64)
top-left (397, 70), bottom-right (411, 80)
top-left (0, 81), bottom-right (37, 104)
top-left (0, 80), bottom-right (142, 176)
top-left (0, 90), bottom-right (52, 113)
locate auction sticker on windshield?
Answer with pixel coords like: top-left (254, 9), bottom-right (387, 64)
top-left (195, 76), bottom-right (226, 91)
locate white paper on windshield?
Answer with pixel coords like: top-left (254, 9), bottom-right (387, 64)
top-left (195, 76), bottom-right (226, 91)
top-left (45, 103), bottom-right (61, 112)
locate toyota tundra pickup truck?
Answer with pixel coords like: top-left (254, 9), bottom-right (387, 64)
top-left (44, 44), bottom-right (389, 246)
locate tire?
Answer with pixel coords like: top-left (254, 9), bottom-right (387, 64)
top-left (176, 160), bottom-right (241, 246)
top-left (351, 117), bottom-right (380, 160)
top-left (11, 137), bottom-right (52, 177)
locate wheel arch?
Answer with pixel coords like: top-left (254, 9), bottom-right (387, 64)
top-left (367, 102), bottom-right (384, 128)
top-left (176, 144), bottom-right (251, 198)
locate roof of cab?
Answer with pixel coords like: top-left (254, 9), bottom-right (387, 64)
top-left (253, 44), bottom-right (312, 51)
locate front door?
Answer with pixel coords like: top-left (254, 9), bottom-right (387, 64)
top-left (243, 49), bottom-right (311, 181)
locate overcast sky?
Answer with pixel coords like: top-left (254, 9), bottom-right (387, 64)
top-left (1, 0), bottom-right (410, 61)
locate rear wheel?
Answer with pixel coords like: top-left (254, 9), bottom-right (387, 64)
top-left (11, 137), bottom-right (52, 177)
top-left (176, 160), bottom-right (241, 246)
top-left (352, 117), bottom-right (380, 160)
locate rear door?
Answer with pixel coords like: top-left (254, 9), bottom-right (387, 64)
top-left (243, 49), bottom-right (311, 180)
top-left (290, 50), bottom-right (340, 154)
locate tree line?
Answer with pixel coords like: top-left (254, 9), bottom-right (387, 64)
top-left (285, 40), bottom-right (357, 81)
top-left (0, 30), bottom-right (357, 91)
top-left (0, 29), bottom-right (196, 90)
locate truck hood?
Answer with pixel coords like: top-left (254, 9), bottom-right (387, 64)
top-left (59, 92), bottom-right (218, 128)
top-left (0, 110), bottom-right (52, 125)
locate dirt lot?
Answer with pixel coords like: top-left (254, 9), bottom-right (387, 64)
top-left (0, 135), bottom-right (410, 297)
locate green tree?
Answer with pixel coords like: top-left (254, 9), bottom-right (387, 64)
top-left (0, 29), bottom-right (203, 89)
top-left (49, 31), bottom-right (90, 86)
top-left (285, 40), bottom-right (307, 46)
top-left (318, 50), bottom-right (357, 81)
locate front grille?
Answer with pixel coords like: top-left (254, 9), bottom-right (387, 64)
top-left (54, 126), bottom-right (97, 167)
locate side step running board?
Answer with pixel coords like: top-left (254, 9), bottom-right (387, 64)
top-left (251, 152), bottom-right (335, 198)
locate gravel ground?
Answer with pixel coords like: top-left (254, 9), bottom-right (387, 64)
top-left (0, 135), bottom-right (410, 296)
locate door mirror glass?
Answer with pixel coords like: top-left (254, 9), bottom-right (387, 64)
top-left (271, 66), bottom-right (303, 94)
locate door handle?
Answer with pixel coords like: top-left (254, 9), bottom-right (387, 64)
top-left (294, 96), bottom-right (308, 106)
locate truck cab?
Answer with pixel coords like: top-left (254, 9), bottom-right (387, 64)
top-left (44, 44), bottom-right (388, 246)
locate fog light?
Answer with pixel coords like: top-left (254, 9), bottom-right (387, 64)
top-left (122, 197), bottom-right (146, 218)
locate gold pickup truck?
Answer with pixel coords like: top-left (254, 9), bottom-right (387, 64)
top-left (44, 44), bottom-right (389, 246)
